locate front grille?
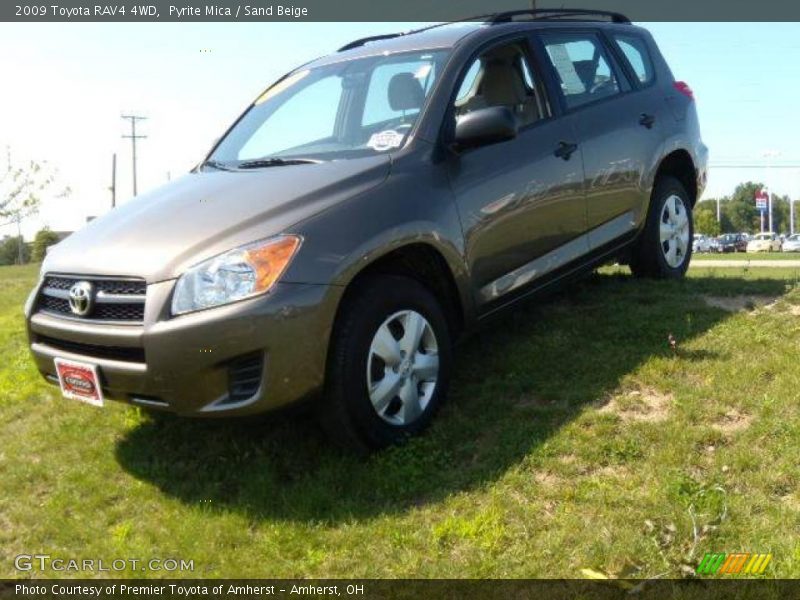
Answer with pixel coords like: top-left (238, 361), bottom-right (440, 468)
top-left (227, 354), bottom-right (263, 404)
top-left (36, 334), bottom-right (146, 363)
top-left (43, 276), bottom-right (146, 295)
top-left (92, 303), bottom-right (146, 321)
top-left (36, 274), bottom-right (146, 323)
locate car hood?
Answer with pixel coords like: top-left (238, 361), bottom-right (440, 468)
top-left (44, 156), bottom-right (390, 283)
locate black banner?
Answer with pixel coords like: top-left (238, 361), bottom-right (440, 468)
top-left (4, 0), bottom-right (800, 22)
top-left (1, 579), bottom-right (798, 600)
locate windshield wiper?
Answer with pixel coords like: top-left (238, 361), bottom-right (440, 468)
top-left (236, 157), bottom-right (321, 169)
top-left (201, 159), bottom-right (235, 171)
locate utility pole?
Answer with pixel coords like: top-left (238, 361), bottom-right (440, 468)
top-left (121, 114), bottom-right (147, 197)
top-left (110, 153), bottom-right (117, 208)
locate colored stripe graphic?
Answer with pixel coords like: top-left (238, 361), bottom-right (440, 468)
top-left (697, 552), bottom-right (772, 575)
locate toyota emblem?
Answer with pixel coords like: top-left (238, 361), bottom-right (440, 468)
top-left (68, 281), bottom-right (94, 316)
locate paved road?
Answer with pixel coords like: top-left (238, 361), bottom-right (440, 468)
top-left (691, 259), bottom-right (800, 268)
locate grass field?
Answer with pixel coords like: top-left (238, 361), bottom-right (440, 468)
top-left (2, 262), bottom-right (800, 579)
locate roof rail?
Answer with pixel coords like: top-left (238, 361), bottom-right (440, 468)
top-left (338, 33), bottom-right (403, 52)
top-left (489, 8), bottom-right (630, 24)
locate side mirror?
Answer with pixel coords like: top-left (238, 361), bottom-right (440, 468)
top-left (453, 106), bottom-right (518, 150)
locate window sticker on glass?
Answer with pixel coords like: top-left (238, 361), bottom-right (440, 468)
top-left (367, 130), bottom-right (405, 151)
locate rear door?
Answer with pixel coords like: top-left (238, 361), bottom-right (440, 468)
top-left (535, 28), bottom-right (664, 244)
top-left (446, 37), bottom-right (587, 307)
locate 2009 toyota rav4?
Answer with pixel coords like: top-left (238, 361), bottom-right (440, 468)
top-left (26, 10), bottom-right (707, 450)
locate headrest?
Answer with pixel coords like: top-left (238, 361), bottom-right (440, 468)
top-left (388, 72), bottom-right (425, 111)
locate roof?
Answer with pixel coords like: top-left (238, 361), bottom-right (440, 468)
top-left (305, 11), bottom-right (635, 68)
top-left (308, 23), bottom-right (485, 68)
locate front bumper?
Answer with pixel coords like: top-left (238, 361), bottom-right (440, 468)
top-left (26, 280), bottom-right (341, 416)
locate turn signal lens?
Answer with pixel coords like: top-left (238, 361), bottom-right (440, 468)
top-left (245, 235), bottom-right (301, 294)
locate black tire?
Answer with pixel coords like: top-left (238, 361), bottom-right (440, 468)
top-left (630, 176), bottom-right (694, 279)
top-left (318, 275), bottom-right (452, 452)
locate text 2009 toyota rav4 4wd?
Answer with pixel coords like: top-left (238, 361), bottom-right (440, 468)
top-left (26, 10), bottom-right (707, 450)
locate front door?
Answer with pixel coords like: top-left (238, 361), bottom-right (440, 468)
top-left (446, 39), bottom-right (587, 307)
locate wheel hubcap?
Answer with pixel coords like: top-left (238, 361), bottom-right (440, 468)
top-left (659, 194), bottom-right (690, 268)
top-left (366, 310), bottom-right (439, 426)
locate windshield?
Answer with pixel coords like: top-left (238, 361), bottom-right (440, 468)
top-left (209, 50), bottom-right (449, 166)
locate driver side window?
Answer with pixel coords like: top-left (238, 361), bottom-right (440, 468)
top-left (453, 42), bottom-right (545, 129)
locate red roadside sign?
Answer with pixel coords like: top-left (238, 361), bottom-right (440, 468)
top-left (755, 189), bottom-right (768, 211)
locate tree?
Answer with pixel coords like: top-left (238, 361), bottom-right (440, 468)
top-left (694, 201), bottom-right (720, 236)
top-left (0, 147), bottom-right (69, 263)
top-left (31, 228), bottom-right (61, 263)
top-left (720, 181), bottom-right (763, 234)
top-left (0, 236), bottom-right (30, 265)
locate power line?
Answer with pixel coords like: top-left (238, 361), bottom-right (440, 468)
top-left (121, 114), bottom-right (147, 196)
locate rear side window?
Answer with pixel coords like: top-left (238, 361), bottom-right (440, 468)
top-left (612, 34), bottom-right (655, 85)
top-left (540, 33), bottom-right (620, 109)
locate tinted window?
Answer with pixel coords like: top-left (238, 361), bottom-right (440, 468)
top-left (613, 34), bottom-right (654, 85)
top-left (453, 42), bottom-right (544, 128)
top-left (541, 33), bottom-right (620, 109)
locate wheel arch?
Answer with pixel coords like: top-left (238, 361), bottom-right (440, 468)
top-left (652, 149), bottom-right (698, 207)
top-left (332, 241), bottom-right (470, 342)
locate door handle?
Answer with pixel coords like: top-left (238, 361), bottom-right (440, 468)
top-left (639, 113), bottom-right (656, 129)
top-left (554, 141), bottom-right (578, 161)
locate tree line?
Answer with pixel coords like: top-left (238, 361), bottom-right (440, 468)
top-left (0, 228), bottom-right (61, 265)
top-left (695, 181), bottom-right (796, 236)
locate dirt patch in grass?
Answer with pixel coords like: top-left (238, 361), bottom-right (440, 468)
top-left (534, 471), bottom-right (564, 487)
top-left (712, 409), bottom-right (754, 434)
top-left (597, 388), bottom-right (672, 423)
top-left (702, 294), bottom-right (780, 312)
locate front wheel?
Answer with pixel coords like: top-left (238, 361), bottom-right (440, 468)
top-left (630, 176), bottom-right (693, 279)
top-left (318, 275), bottom-right (452, 452)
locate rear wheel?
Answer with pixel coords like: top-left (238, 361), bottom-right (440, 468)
top-left (318, 275), bottom-right (452, 452)
top-left (630, 176), bottom-right (693, 279)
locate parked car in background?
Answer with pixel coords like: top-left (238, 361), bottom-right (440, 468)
top-left (716, 233), bottom-right (747, 253)
top-left (747, 232), bottom-right (782, 252)
top-left (693, 234), bottom-right (711, 253)
top-left (707, 237), bottom-right (721, 253)
top-left (782, 234), bottom-right (800, 252)
top-left (739, 232), bottom-right (751, 242)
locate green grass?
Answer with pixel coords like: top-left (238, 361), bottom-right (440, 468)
top-left (693, 252), bottom-right (800, 261)
top-left (2, 263), bottom-right (800, 579)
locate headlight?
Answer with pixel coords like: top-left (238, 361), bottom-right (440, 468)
top-left (171, 235), bottom-right (301, 315)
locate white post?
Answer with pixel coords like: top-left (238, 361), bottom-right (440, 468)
top-left (768, 188), bottom-right (773, 233)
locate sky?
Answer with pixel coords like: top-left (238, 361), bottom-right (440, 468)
top-left (1, 21), bottom-right (799, 239)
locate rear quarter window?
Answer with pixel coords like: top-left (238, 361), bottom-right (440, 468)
top-left (612, 34), bottom-right (655, 85)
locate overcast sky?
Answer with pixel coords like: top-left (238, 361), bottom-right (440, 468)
top-left (1, 21), bottom-right (798, 238)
